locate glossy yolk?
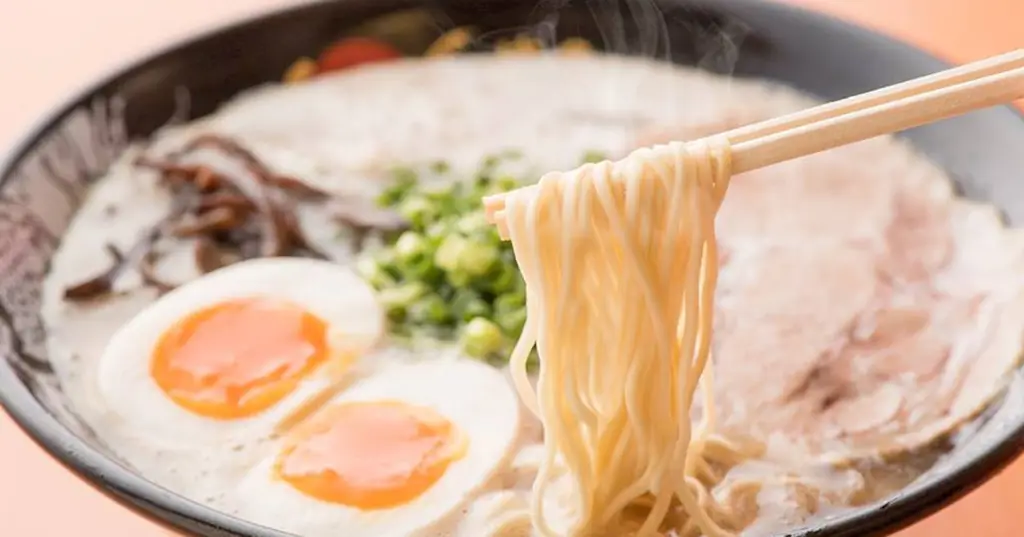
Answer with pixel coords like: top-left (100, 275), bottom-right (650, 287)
top-left (274, 401), bottom-right (467, 509)
top-left (151, 298), bottom-right (329, 419)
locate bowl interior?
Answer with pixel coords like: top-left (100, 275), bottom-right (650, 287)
top-left (2, 1), bottom-right (1024, 536)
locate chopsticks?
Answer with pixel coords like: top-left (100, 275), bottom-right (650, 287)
top-left (483, 48), bottom-right (1024, 239)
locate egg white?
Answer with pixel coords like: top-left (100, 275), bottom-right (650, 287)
top-left (231, 358), bottom-right (522, 537)
top-left (95, 257), bottom-right (384, 449)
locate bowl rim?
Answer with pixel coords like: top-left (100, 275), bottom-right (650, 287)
top-left (2, 1), bottom-right (1024, 536)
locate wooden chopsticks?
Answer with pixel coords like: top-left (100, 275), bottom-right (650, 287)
top-left (483, 48), bottom-right (1024, 239)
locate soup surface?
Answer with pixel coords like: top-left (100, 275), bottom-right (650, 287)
top-left (40, 54), bottom-right (1024, 536)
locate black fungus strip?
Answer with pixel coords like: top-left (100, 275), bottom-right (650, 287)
top-left (64, 133), bottom-right (406, 301)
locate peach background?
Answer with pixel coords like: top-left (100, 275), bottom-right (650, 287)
top-left (1, 0), bottom-right (1023, 535)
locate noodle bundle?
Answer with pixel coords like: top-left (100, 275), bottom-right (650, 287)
top-left (501, 138), bottom-right (747, 536)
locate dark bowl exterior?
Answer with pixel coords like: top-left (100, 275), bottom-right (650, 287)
top-left (1, 1), bottom-right (1023, 536)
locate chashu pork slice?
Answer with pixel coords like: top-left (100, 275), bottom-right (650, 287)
top-left (712, 190), bottom-right (1024, 462)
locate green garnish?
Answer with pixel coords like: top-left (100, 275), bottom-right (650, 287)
top-left (460, 317), bottom-right (506, 359)
top-left (580, 149), bottom-right (608, 164)
top-left (499, 148), bottom-right (524, 160)
top-left (430, 160), bottom-right (451, 174)
top-left (362, 150), bottom-right (598, 367)
top-left (376, 167), bottom-right (418, 206)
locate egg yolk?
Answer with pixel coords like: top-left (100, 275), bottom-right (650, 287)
top-left (274, 401), bottom-right (467, 509)
top-left (151, 297), bottom-right (329, 419)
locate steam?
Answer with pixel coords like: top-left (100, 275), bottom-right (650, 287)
top-left (429, 0), bottom-right (751, 75)
top-left (587, 0), bottom-right (673, 60)
top-left (475, 13), bottom-right (562, 49)
top-left (582, 0), bottom-right (749, 79)
top-left (428, 0), bottom-right (754, 153)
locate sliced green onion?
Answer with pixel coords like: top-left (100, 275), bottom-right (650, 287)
top-left (496, 307), bottom-right (528, 336)
top-left (456, 238), bottom-right (499, 277)
top-left (356, 255), bottom-right (394, 289)
top-left (460, 317), bottom-right (505, 359)
top-left (430, 160), bottom-right (451, 174)
top-left (361, 152), bottom-right (593, 370)
top-left (580, 149), bottom-right (608, 164)
top-left (397, 197), bottom-right (435, 229)
top-left (379, 281), bottom-right (428, 314)
top-left (408, 293), bottom-right (452, 325)
top-left (435, 234), bottom-right (469, 273)
top-left (453, 290), bottom-right (492, 323)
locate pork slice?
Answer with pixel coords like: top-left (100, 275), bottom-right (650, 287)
top-left (846, 203), bottom-right (1024, 458)
top-left (937, 201), bottom-right (1024, 295)
top-left (720, 267), bottom-right (1023, 461)
top-left (713, 246), bottom-right (879, 441)
top-left (817, 294), bottom-right (980, 449)
top-left (869, 288), bottom-right (1024, 459)
top-left (879, 172), bottom-right (955, 283)
top-left (715, 149), bottom-right (896, 249)
top-left (711, 237), bottom-right (1007, 456)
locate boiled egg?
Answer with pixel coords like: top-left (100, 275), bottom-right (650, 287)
top-left (96, 257), bottom-right (384, 447)
top-left (231, 358), bottom-right (521, 537)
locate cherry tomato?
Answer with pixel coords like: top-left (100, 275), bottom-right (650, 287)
top-left (316, 37), bottom-right (402, 74)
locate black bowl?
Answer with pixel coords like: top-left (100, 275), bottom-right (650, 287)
top-left (2, 1), bottom-right (1023, 536)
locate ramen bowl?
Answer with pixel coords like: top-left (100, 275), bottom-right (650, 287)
top-left (1, 0), bottom-right (1024, 536)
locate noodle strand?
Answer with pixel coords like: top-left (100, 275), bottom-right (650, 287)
top-left (502, 137), bottom-right (746, 536)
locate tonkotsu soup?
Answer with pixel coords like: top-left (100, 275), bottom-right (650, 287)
top-left (39, 49), bottom-right (1024, 537)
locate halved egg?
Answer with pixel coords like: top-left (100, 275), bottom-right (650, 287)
top-left (231, 358), bottom-right (521, 537)
top-left (96, 257), bottom-right (384, 447)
